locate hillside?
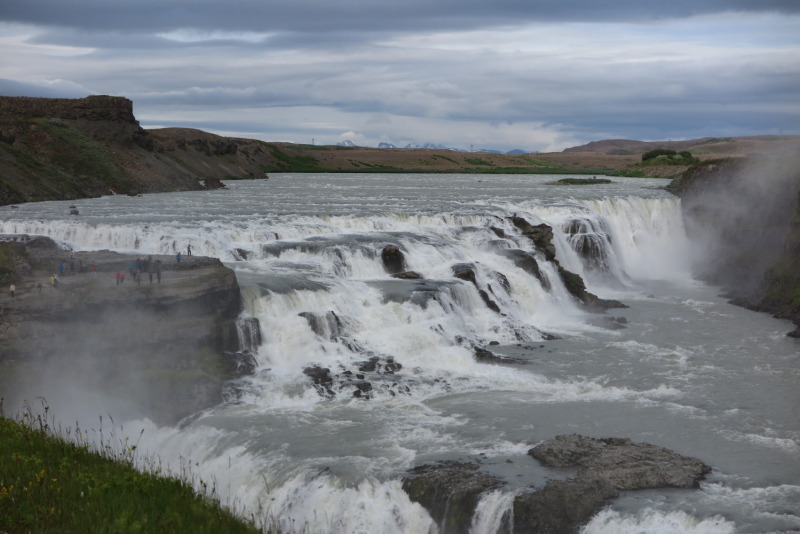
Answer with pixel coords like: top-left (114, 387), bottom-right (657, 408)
top-left (563, 135), bottom-right (800, 157)
top-left (4, 96), bottom-right (799, 207)
top-left (0, 96), bottom-right (274, 206)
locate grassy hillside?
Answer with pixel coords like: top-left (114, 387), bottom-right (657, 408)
top-left (0, 411), bottom-right (265, 534)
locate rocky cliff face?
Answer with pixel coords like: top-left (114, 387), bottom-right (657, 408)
top-left (673, 155), bottom-right (800, 335)
top-left (0, 96), bottom-right (274, 206)
top-left (0, 235), bottom-right (260, 423)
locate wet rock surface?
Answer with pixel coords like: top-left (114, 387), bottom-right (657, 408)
top-left (390, 270), bottom-right (423, 279)
top-left (512, 434), bottom-right (712, 534)
top-left (509, 218), bottom-right (626, 312)
top-left (452, 263), bottom-right (502, 313)
top-left (402, 461), bottom-right (505, 534)
top-left (402, 435), bottom-right (710, 534)
top-left (381, 245), bottom-right (406, 274)
top-left (529, 434), bottom-right (711, 490)
top-left (511, 217), bottom-right (557, 262)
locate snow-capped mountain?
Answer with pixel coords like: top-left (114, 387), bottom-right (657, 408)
top-left (336, 140), bottom-right (358, 147)
top-left (403, 142), bottom-right (464, 150)
top-left (377, 142), bottom-right (397, 149)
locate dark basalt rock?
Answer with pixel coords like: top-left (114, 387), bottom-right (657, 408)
top-left (356, 355), bottom-right (403, 373)
top-left (557, 266), bottom-right (627, 312)
top-left (528, 434), bottom-right (711, 490)
top-left (512, 434), bottom-right (712, 534)
top-left (402, 461), bottom-right (505, 534)
top-left (509, 217), bottom-right (626, 311)
top-left (490, 226), bottom-right (507, 238)
top-left (381, 245), bottom-right (406, 274)
top-left (513, 478), bottom-right (617, 534)
top-left (501, 249), bottom-right (550, 290)
top-left (511, 217), bottom-right (557, 262)
top-left (391, 271), bottom-right (423, 279)
top-left (352, 380), bottom-right (373, 398)
top-left (299, 310), bottom-right (343, 340)
top-left (452, 263), bottom-right (478, 285)
top-left (303, 365), bottom-right (333, 386)
top-left (224, 351), bottom-right (258, 378)
top-left (204, 177), bottom-right (226, 190)
top-left (473, 345), bottom-right (527, 364)
top-left (452, 263), bottom-right (502, 313)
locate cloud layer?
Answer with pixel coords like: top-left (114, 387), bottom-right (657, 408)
top-left (1, 2), bottom-right (798, 151)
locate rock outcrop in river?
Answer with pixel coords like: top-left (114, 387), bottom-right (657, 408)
top-left (511, 216), bottom-right (626, 312)
top-left (403, 435), bottom-right (710, 534)
top-left (0, 235), bottom-right (259, 423)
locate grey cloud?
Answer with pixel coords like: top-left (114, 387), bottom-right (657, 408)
top-left (0, 78), bottom-right (93, 99)
top-left (4, 0), bottom-right (799, 33)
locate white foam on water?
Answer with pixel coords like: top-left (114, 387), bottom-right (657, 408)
top-left (5, 192), bottom-right (738, 534)
top-left (581, 508), bottom-right (736, 534)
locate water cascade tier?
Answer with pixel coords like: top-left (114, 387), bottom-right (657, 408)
top-left (0, 173), bottom-right (796, 534)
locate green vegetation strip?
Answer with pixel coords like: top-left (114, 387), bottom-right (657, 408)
top-left (551, 178), bottom-right (613, 185)
top-left (0, 412), bottom-right (262, 534)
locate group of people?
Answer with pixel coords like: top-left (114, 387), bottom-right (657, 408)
top-left (31, 248), bottom-right (191, 295)
top-left (118, 255), bottom-right (162, 285)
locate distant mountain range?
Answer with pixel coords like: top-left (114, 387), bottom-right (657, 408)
top-left (344, 139), bottom-right (531, 154)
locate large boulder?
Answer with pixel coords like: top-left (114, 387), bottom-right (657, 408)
top-left (528, 434), bottom-right (711, 490)
top-left (513, 435), bottom-right (712, 534)
top-left (402, 461), bottom-right (505, 534)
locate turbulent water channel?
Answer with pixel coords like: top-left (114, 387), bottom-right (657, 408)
top-left (2, 173), bottom-right (799, 533)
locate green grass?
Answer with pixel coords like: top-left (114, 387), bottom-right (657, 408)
top-left (465, 158), bottom-right (494, 166)
top-left (432, 154), bottom-right (457, 163)
top-left (25, 119), bottom-right (133, 193)
top-left (0, 408), bottom-right (267, 534)
top-left (608, 169), bottom-right (646, 178)
top-left (260, 143), bottom-right (320, 171)
top-left (522, 158), bottom-right (562, 168)
top-left (551, 178), bottom-right (613, 185)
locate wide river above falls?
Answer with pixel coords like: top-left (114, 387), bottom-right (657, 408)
top-left (1, 173), bottom-right (798, 533)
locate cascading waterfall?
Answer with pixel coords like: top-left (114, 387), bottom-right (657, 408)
top-left (2, 193), bottom-right (740, 533)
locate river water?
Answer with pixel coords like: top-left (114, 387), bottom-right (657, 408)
top-left (1, 173), bottom-right (798, 533)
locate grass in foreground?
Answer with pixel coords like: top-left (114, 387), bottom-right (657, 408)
top-left (0, 407), bottom-right (263, 534)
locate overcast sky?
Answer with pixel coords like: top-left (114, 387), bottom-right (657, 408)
top-left (1, 1), bottom-right (798, 151)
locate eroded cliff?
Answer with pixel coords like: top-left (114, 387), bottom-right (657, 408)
top-left (0, 235), bottom-right (260, 423)
top-left (674, 155), bottom-right (800, 335)
top-left (0, 96), bottom-right (272, 206)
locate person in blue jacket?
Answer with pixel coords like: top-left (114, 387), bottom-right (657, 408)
top-left (176, 252), bottom-right (182, 264)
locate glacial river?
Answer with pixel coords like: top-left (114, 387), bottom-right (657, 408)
top-left (1, 173), bottom-right (798, 533)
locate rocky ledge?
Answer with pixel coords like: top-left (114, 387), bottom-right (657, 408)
top-left (403, 434), bottom-right (710, 534)
top-left (0, 235), bottom-right (260, 423)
